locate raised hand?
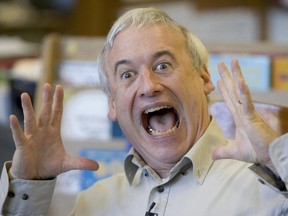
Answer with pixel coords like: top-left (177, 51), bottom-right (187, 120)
top-left (9, 83), bottom-right (99, 180)
top-left (212, 59), bottom-right (279, 173)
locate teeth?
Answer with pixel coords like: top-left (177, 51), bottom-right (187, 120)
top-left (143, 105), bottom-right (179, 136)
top-left (144, 105), bottom-right (172, 114)
top-left (148, 120), bottom-right (179, 136)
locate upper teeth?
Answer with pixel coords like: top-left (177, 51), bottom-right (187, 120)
top-left (144, 105), bottom-right (172, 114)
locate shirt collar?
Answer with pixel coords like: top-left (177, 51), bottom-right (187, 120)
top-left (184, 117), bottom-right (226, 184)
top-left (124, 117), bottom-right (227, 185)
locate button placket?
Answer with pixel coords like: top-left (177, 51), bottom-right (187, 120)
top-left (148, 183), bottom-right (171, 215)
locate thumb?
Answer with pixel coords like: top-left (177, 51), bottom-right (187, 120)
top-left (212, 144), bottom-right (236, 160)
top-left (63, 157), bottom-right (99, 172)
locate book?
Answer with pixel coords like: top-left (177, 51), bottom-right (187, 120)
top-left (272, 55), bottom-right (288, 90)
top-left (208, 53), bottom-right (271, 92)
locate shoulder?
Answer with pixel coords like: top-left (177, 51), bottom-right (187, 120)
top-left (78, 172), bottom-right (129, 199)
top-left (208, 159), bottom-right (254, 183)
top-left (71, 172), bottom-right (130, 214)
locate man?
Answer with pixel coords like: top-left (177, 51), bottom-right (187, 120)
top-left (1, 8), bottom-right (287, 215)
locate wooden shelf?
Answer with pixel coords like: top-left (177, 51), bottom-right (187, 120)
top-left (210, 90), bottom-right (288, 106)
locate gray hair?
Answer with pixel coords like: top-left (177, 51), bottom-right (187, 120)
top-left (96, 7), bottom-right (209, 96)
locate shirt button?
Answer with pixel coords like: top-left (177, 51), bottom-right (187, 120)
top-left (8, 191), bottom-right (15, 198)
top-left (22, 194), bottom-right (29, 200)
top-left (157, 186), bottom-right (164, 193)
top-left (258, 179), bottom-right (265, 185)
top-left (181, 170), bottom-right (188, 176)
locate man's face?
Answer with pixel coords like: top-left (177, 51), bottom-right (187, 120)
top-left (106, 24), bottom-right (214, 170)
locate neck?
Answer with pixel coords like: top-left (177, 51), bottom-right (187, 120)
top-left (147, 159), bottom-right (176, 179)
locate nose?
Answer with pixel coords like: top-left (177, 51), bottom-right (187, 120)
top-left (139, 70), bottom-right (164, 97)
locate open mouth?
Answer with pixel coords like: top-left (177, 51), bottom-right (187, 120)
top-left (142, 105), bottom-right (180, 136)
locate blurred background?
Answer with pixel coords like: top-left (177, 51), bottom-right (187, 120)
top-left (1, 0), bottom-right (288, 215)
top-left (1, 1), bottom-right (288, 118)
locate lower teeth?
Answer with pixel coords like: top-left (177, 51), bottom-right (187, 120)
top-left (148, 121), bottom-right (179, 136)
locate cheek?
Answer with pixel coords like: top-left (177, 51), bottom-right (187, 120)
top-left (177, 78), bottom-right (207, 113)
top-left (112, 92), bottom-right (131, 116)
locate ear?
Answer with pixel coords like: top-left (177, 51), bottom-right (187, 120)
top-left (201, 66), bottom-right (215, 95)
top-left (108, 96), bottom-right (117, 121)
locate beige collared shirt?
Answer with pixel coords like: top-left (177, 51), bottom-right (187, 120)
top-left (1, 118), bottom-right (288, 216)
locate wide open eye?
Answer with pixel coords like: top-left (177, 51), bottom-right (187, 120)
top-left (121, 71), bottom-right (136, 79)
top-left (155, 62), bottom-right (172, 72)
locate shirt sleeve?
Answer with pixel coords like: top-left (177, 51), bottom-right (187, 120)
top-left (0, 162), bottom-right (56, 216)
top-left (249, 133), bottom-right (288, 197)
top-left (269, 133), bottom-right (288, 183)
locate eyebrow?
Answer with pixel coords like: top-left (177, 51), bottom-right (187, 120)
top-left (152, 50), bottom-right (176, 62)
top-left (113, 50), bottom-right (176, 75)
top-left (114, 59), bottom-right (132, 76)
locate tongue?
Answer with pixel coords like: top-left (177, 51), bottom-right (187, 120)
top-left (149, 111), bottom-right (176, 132)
